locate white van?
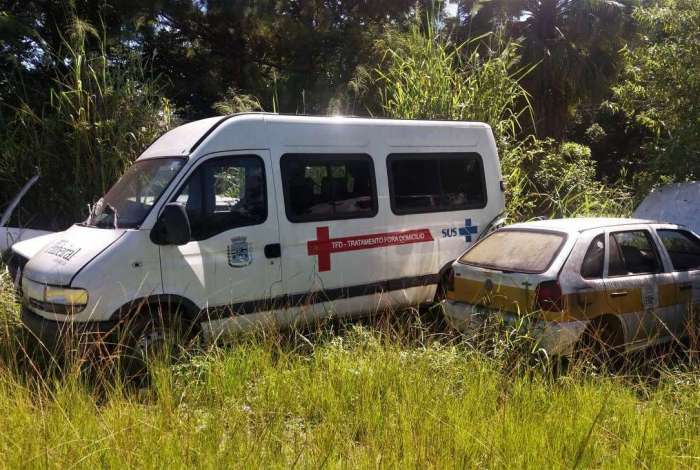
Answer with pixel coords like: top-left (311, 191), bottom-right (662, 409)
top-left (9, 114), bottom-right (505, 349)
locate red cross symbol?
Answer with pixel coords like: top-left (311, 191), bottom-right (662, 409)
top-left (307, 226), bottom-right (333, 272)
top-left (307, 226), bottom-right (434, 272)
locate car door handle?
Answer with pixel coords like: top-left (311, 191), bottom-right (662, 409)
top-left (679, 284), bottom-right (693, 291)
top-left (264, 243), bottom-right (281, 259)
top-left (610, 291), bottom-right (629, 298)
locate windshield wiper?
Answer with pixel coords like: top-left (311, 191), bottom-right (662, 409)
top-left (86, 198), bottom-right (119, 229)
top-left (104, 202), bottom-right (119, 229)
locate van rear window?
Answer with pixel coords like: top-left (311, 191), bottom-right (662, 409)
top-left (459, 230), bottom-right (566, 273)
top-left (387, 153), bottom-right (486, 215)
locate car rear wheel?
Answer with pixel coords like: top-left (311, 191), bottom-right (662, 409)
top-left (577, 316), bottom-right (625, 369)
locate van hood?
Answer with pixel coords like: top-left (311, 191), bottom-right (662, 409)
top-left (633, 182), bottom-right (699, 234)
top-left (22, 225), bottom-right (126, 286)
top-left (1, 228), bottom-right (55, 254)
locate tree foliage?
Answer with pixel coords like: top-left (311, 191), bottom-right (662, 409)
top-left (0, 16), bottom-right (173, 228)
top-left (611, 0), bottom-right (700, 185)
top-left (0, 0), bottom-right (697, 227)
top-left (455, 0), bottom-right (636, 138)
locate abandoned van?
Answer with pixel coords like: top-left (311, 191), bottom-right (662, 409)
top-left (9, 114), bottom-right (505, 349)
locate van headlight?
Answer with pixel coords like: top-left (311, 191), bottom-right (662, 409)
top-left (23, 278), bottom-right (88, 314)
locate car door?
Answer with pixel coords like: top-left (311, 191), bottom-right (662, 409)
top-left (655, 228), bottom-right (700, 338)
top-left (160, 151), bottom-right (282, 315)
top-left (604, 228), bottom-right (673, 345)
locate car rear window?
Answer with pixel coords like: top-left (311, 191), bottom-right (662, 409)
top-left (458, 229), bottom-right (567, 273)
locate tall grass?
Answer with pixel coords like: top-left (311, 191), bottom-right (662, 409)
top-left (2, 269), bottom-right (700, 467)
top-left (0, 17), bottom-right (173, 229)
top-left (357, 24), bottom-right (532, 143)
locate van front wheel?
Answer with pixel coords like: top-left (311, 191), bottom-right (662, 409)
top-left (120, 307), bottom-right (196, 382)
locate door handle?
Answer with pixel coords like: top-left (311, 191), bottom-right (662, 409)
top-left (680, 284), bottom-right (693, 291)
top-left (264, 243), bottom-right (281, 259)
top-left (610, 291), bottom-right (629, 298)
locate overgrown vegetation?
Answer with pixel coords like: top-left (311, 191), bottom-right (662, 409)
top-left (0, 18), bottom-right (173, 228)
top-left (357, 22), bottom-right (632, 221)
top-left (1, 272), bottom-right (700, 467)
top-left (0, 2), bottom-right (698, 465)
top-left (0, 0), bottom-right (696, 228)
top-left (610, 0), bottom-right (700, 189)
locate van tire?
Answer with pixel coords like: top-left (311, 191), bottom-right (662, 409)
top-left (119, 303), bottom-right (198, 384)
top-left (577, 315), bottom-right (625, 368)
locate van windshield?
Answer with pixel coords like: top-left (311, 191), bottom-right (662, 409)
top-left (85, 157), bottom-right (185, 229)
top-left (459, 229), bottom-right (566, 273)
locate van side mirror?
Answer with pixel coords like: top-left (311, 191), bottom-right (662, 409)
top-left (151, 203), bottom-right (191, 246)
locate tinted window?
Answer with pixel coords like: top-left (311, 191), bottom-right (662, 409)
top-left (388, 153), bottom-right (486, 214)
top-left (581, 234), bottom-right (605, 279)
top-left (174, 156), bottom-right (266, 241)
top-left (459, 229), bottom-right (566, 274)
top-left (281, 154), bottom-right (377, 222)
top-left (608, 230), bottom-right (661, 276)
top-left (657, 229), bottom-right (700, 271)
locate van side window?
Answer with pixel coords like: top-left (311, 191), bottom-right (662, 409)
top-left (608, 230), bottom-right (661, 276)
top-left (387, 153), bottom-right (486, 215)
top-left (280, 154), bottom-right (377, 222)
top-left (657, 229), bottom-right (700, 271)
top-left (174, 156), bottom-right (267, 241)
top-left (581, 234), bottom-right (605, 279)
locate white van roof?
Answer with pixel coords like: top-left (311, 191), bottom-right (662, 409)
top-left (633, 182), bottom-right (699, 234)
top-left (138, 113), bottom-right (494, 160)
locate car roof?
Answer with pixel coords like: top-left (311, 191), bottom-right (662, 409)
top-left (506, 217), bottom-right (659, 233)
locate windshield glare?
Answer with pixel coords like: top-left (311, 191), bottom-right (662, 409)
top-left (87, 158), bottom-right (185, 229)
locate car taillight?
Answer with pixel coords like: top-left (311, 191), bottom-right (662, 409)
top-left (535, 280), bottom-right (563, 312)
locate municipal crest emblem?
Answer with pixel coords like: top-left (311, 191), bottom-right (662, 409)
top-left (227, 237), bottom-right (252, 267)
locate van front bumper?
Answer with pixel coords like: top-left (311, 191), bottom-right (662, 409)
top-left (21, 307), bottom-right (118, 353)
top-left (442, 300), bottom-right (588, 356)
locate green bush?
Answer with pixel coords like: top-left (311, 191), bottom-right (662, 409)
top-left (356, 21), bottom-right (532, 145)
top-left (611, 0), bottom-right (700, 189)
top-left (502, 138), bottom-right (633, 221)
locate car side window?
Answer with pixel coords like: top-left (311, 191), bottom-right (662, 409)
top-left (174, 156), bottom-right (267, 241)
top-left (581, 234), bottom-right (605, 279)
top-left (608, 230), bottom-right (661, 276)
top-left (657, 229), bottom-right (700, 271)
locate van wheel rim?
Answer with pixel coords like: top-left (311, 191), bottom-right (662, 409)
top-left (134, 329), bottom-right (166, 359)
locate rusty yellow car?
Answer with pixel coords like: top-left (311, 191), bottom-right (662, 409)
top-left (443, 217), bottom-right (700, 356)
